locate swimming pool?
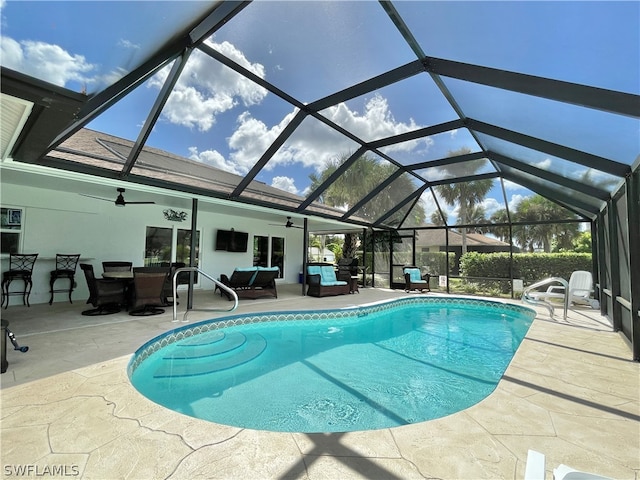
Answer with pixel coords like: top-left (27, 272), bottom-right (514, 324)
top-left (129, 297), bottom-right (535, 433)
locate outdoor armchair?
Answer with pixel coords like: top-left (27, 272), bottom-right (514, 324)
top-left (403, 266), bottom-right (430, 293)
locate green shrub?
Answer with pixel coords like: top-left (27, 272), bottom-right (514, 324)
top-left (415, 251), bottom-right (455, 275)
top-left (459, 252), bottom-right (592, 286)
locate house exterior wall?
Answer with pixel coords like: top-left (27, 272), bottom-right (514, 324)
top-left (1, 181), bottom-right (304, 306)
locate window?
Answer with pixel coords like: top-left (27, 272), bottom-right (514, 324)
top-left (1, 207), bottom-right (23, 254)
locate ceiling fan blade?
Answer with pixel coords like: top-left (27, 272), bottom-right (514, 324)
top-left (79, 194), bottom-right (114, 202)
top-left (81, 188), bottom-right (155, 206)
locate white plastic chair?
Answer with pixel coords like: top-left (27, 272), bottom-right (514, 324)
top-left (524, 450), bottom-right (614, 480)
top-left (531, 271), bottom-right (599, 309)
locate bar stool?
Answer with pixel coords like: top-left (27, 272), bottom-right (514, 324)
top-left (1, 253), bottom-right (38, 309)
top-left (49, 254), bottom-right (81, 305)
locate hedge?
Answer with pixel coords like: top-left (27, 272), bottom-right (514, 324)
top-left (415, 251), bottom-right (456, 276)
top-left (459, 252), bottom-right (593, 285)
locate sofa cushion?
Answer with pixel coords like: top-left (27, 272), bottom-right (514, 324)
top-left (319, 265), bottom-right (338, 284)
top-left (257, 266), bottom-right (279, 272)
top-left (307, 266), bottom-right (322, 277)
top-left (322, 280), bottom-right (348, 286)
top-left (234, 267), bottom-right (258, 284)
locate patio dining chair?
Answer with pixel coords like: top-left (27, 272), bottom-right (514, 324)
top-left (129, 268), bottom-right (169, 316)
top-left (49, 253), bottom-right (81, 305)
top-left (132, 266), bottom-right (172, 305)
top-left (80, 263), bottom-right (126, 315)
top-left (102, 261), bottom-right (133, 273)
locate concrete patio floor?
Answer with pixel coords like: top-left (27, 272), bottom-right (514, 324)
top-left (1, 285), bottom-right (638, 479)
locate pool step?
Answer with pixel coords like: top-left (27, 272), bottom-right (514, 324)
top-left (153, 333), bottom-right (267, 378)
top-left (164, 331), bottom-right (246, 359)
top-left (177, 330), bottom-right (225, 347)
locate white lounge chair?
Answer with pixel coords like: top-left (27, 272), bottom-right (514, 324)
top-left (524, 450), bottom-right (614, 480)
top-left (530, 270), bottom-right (599, 309)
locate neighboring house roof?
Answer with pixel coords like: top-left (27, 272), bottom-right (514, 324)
top-left (416, 229), bottom-right (510, 248)
top-left (308, 247), bottom-right (336, 262)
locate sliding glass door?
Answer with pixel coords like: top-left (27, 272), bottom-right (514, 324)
top-left (145, 226), bottom-right (200, 272)
top-left (253, 235), bottom-right (284, 278)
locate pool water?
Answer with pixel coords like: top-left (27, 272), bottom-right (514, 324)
top-left (129, 298), bottom-right (534, 433)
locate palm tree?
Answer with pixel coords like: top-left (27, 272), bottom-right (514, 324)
top-left (309, 152), bottom-right (425, 258)
top-left (465, 205), bottom-right (488, 234)
top-left (434, 148), bottom-right (493, 253)
top-left (430, 209), bottom-right (447, 226)
top-left (512, 195), bottom-right (579, 252)
top-left (488, 208), bottom-right (510, 243)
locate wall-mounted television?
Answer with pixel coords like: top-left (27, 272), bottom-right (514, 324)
top-left (215, 229), bottom-right (249, 252)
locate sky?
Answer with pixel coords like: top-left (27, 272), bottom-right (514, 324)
top-left (1, 0), bottom-right (638, 225)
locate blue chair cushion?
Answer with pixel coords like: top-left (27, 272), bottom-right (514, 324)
top-left (406, 268), bottom-right (426, 283)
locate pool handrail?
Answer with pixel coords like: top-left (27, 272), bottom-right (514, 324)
top-left (521, 277), bottom-right (569, 319)
top-left (171, 266), bottom-right (238, 322)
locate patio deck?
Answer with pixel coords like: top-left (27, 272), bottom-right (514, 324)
top-left (1, 285), bottom-right (638, 479)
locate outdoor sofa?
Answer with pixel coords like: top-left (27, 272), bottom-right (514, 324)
top-left (219, 266), bottom-right (279, 300)
top-left (306, 262), bottom-right (351, 297)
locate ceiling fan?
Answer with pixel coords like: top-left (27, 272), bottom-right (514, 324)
top-left (81, 188), bottom-right (155, 207)
top-left (270, 216), bottom-right (304, 229)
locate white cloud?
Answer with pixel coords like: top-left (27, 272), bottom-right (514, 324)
top-left (508, 194), bottom-right (525, 211)
top-left (533, 158), bottom-right (552, 170)
top-left (269, 114), bottom-right (356, 171)
top-left (271, 176), bottom-right (298, 194)
top-left (188, 146), bottom-right (241, 175)
top-left (232, 94), bottom-right (435, 176)
top-left (227, 110), bottom-right (295, 173)
top-left (118, 39), bottom-right (140, 50)
top-left (323, 94), bottom-right (433, 153)
top-left (0, 37), bottom-right (95, 88)
top-left (150, 42), bottom-right (268, 132)
top-left (482, 197), bottom-right (502, 217)
top-left (187, 93), bottom-right (447, 189)
top-left (188, 93), bottom-right (441, 188)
